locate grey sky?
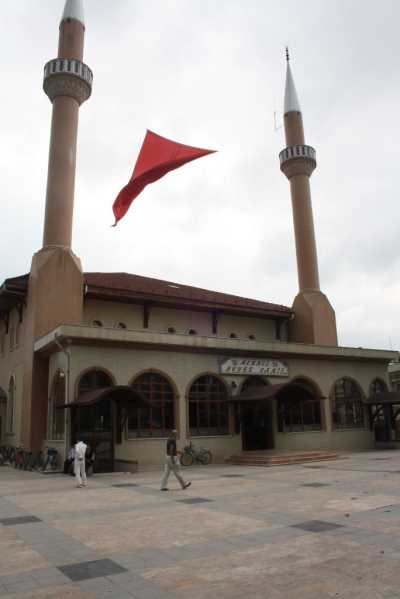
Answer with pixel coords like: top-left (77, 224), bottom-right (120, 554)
top-left (0, 0), bottom-right (398, 351)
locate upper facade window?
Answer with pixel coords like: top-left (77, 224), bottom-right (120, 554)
top-left (188, 375), bottom-right (229, 436)
top-left (331, 378), bottom-right (365, 429)
top-left (0, 324), bottom-right (5, 355)
top-left (369, 378), bottom-right (387, 396)
top-left (129, 372), bottom-right (175, 438)
top-left (92, 320), bottom-right (103, 327)
top-left (6, 377), bottom-right (15, 434)
top-left (78, 369), bottom-right (113, 396)
top-left (47, 371), bottom-right (66, 440)
top-left (9, 324), bottom-right (15, 352)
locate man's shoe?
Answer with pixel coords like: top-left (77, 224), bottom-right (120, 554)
top-left (160, 488), bottom-right (168, 491)
top-left (183, 482), bottom-right (191, 489)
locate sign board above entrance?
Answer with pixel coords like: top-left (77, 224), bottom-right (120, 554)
top-left (220, 358), bottom-right (289, 377)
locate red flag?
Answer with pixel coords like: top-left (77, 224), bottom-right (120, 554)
top-left (112, 130), bottom-right (216, 225)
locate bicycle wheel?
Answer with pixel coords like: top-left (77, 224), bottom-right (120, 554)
top-left (181, 452), bottom-right (193, 467)
top-left (200, 451), bottom-right (212, 465)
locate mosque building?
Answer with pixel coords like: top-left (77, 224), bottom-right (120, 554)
top-left (0, 0), bottom-right (398, 471)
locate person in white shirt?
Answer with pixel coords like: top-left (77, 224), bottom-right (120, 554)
top-left (74, 440), bottom-right (88, 488)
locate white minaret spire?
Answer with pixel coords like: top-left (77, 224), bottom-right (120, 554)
top-left (284, 48), bottom-right (301, 115)
top-left (61, 0), bottom-right (85, 28)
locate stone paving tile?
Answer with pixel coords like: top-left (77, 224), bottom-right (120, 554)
top-left (291, 520), bottom-right (345, 533)
top-left (58, 558), bottom-right (128, 582)
top-left (4, 451), bottom-right (400, 597)
top-left (0, 516), bottom-right (42, 526)
top-left (177, 498), bottom-right (213, 505)
top-left (52, 504), bottom-right (272, 553)
top-left (0, 584), bottom-right (97, 598)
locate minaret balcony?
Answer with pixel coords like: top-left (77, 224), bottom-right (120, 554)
top-left (279, 145), bottom-right (316, 178)
top-left (43, 58), bottom-right (93, 105)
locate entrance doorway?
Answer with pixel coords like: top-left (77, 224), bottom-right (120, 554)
top-left (238, 377), bottom-right (274, 451)
top-left (241, 400), bottom-right (274, 451)
top-left (72, 398), bottom-right (113, 473)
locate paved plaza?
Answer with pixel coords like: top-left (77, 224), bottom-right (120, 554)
top-left (1, 452), bottom-right (400, 598)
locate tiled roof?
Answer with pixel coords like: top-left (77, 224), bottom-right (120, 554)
top-left (0, 272), bottom-right (292, 318)
top-left (85, 272), bottom-right (292, 317)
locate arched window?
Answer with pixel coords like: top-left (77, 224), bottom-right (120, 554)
top-left (369, 379), bottom-right (388, 426)
top-left (47, 371), bottom-right (66, 440)
top-left (0, 323), bottom-right (5, 355)
top-left (331, 378), bottom-right (365, 429)
top-left (9, 324), bottom-right (15, 351)
top-left (7, 377), bottom-right (15, 434)
top-left (14, 321), bottom-right (20, 347)
top-left (277, 379), bottom-right (322, 432)
top-left (77, 369), bottom-right (114, 434)
top-left (129, 372), bottom-right (175, 438)
top-left (188, 375), bottom-right (229, 436)
top-left (370, 379), bottom-right (387, 396)
top-left (78, 369), bottom-right (113, 396)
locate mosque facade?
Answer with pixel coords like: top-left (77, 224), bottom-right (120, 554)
top-left (0, 1), bottom-right (397, 470)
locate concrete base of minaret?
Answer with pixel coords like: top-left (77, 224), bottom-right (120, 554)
top-left (290, 290), bottom-right (338, 346)
top-left (29, 246), bottom-right (83, 340)
top-left (19, 246), bottom-right (84, 449)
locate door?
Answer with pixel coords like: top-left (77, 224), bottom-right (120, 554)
top-left (241, 400), bottom-right (274, 451)
top-left (72, 399), bottom-right (114, 473)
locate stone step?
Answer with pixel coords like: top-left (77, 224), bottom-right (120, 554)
top-left (225, 451), bottom-right (338, 466)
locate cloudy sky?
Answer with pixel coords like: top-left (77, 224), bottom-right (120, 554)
top-left (0, 0), bottom-right (399, 351)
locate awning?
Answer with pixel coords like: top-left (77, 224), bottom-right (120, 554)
top-left (365, 391), bottom-right (400, 405)
top-left (58, 386), bottom-right (147, 409)
top-left (229, 384), bottom-right (286, 402)
top-left (229, 383), bottom-right (326, 403)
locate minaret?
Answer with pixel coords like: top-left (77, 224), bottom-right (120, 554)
top-left (42, 0), bottom-right (92, 247)
top-left (28, 0), bottom-right (92, 340)
top-left (280, 50), bottom-right (337, 346)
top-left (21, 0), bottom-right (92, 450)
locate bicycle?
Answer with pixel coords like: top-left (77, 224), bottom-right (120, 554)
top-left (42, 447), bottom-right (59, 471)
top-left (180, 441), bottom-right (212, 466)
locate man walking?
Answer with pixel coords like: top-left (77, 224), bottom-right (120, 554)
top-left (74, 440), bottom-right (87, 488)
top-left (160, 430), bottom-right (191, 491)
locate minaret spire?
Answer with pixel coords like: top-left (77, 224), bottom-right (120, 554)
top-left (61, 0), bottom-right (85, 28)
top-left (279, 52), bottom-right (337, 346)
top-left (284, 52), bottom-right (301, 116)
top-left (42, 0), bottom-right (92, 248)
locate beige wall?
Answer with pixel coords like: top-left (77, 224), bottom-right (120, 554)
top-left (150, 307), bottom-right (212, 336)
top-left (83, 300), bottom-right (143, 330)
top-left (61, 343), bottom-right (390, 464)
top-left (0, 307), bottom-right (27, 446)
top-left (82, 299), bottom-right (279, 342)
top-left (218, 314), bottom-right (276, 341)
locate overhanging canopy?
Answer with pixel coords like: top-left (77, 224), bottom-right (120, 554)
top-left (229, 382), bottom-right (325, 403)
top-left (365, 391), bottom-right (400, 405)
top-left (58, 386), bottom-right (147, 409)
